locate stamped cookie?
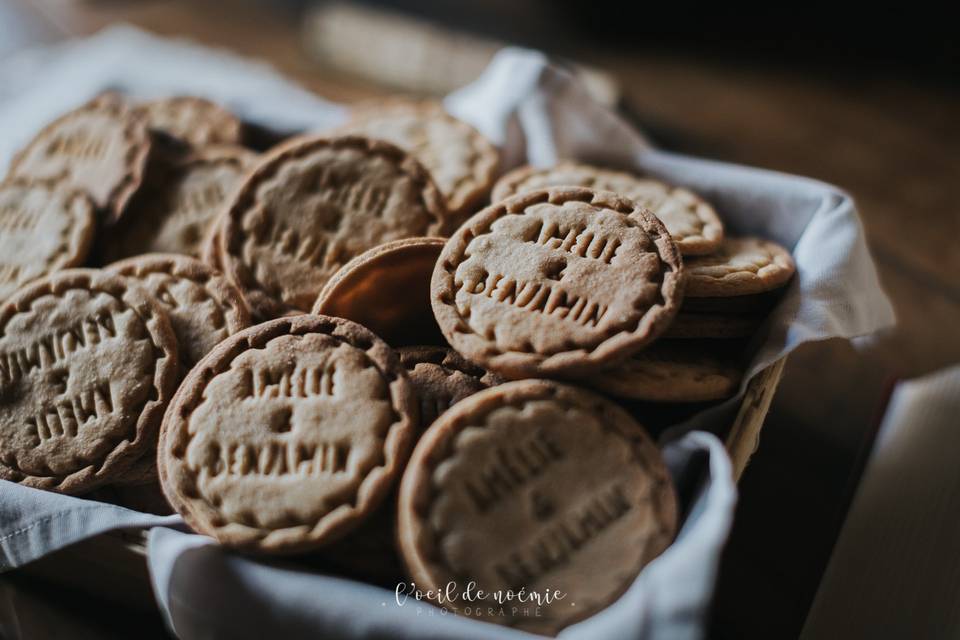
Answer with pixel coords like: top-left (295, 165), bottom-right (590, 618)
top-left (133, 96), bottom-right (243, 148)
top-left (99, 146), bottom-right (256, 262)
top-left (107, 254), bottom-right (250, 370)
top-left (492, 162), bottom-right (724, 255)
top-left (397, 380), bottom-right (677, 634)
top-left (9, 93), bottom-right (151, 223)
top-left (398, 346), bottom-right (502, 430)
top-left (431, 187), bottom-right (685, 379)
top-left (336, 100), bottom-right (498, 218)
top-left (158, 315), bottom-right (418, 554)
top-left (0, 180), bottom-right (96, 302)
top-left (588, 340), bottom-right (743, 402)
top-left (685, 236), bottom-right (795, 297)
top-left (313, 237), bottom-right (445, 346)
top-left (0, 269), bottom-right (179, 493)
top-left (220, 135), bottom-right (449, 318)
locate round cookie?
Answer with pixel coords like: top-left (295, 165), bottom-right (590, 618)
top-left (158, 314), bottom-right (418, 554)
top-left (431, 187), bottom-right (685, 379)
top-left (0, 180), bottom-right (96, 302)
top-left (492, 162), bottom-right (724, 256)
top-left (99, 146), bottom-right (256, 262)
top-left (0, 269), bottom-right (179, 494)
top-left (397, 345), bottom-right (503, 430)
top-left (9, 93), bottom-right (152, 223)
top-left (220, 135), bottom-right (449, 318)
top-left (335, 100), bottom-right (498, 219)
top-left (106, 254), bottom-right (250, 371)
top-left (397, 380), bottom-right (677, 634)
top-left (133, 96), bottom-right (243, 148)
top-left (588, 340), bottom-right (743, 402)
top-left (685, 236), bottom-right (796, 297)
top-left (312, 237), bottom-right (445, 346)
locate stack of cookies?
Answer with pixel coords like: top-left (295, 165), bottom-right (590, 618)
top-left (0, 94), bottom-right (794, 634)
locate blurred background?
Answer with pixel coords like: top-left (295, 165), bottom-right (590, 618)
top-left (1, 1), bottom-right (958, 638)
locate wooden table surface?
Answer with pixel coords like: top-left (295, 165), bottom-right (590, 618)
top-left (2, 1), bottom-right (958, 638)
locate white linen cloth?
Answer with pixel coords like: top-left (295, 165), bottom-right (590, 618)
top-left (0, 26), bottom-right (894, 640)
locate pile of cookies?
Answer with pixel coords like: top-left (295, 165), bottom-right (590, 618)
top-left (0, 94), bottom-right (794, 634)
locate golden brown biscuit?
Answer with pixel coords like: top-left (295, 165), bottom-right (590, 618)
top-left (588, 340), bottom-right (743, 402)
top-left (336, 100), bottom-right (498, 219)
top-left (397, 345), bottom-right (502, 431)
top-left (492, 162), bottom-right (724, 255)
top-left (685, 236), bottom-right (795, 297)
top-left (158, 315), bottom-right (418, 554)
top-left (98, 145), bottom-right (256, 262)
top-left (106, 254), bottom-right (251, 371)
top-left (220, 135), bottom-right (449, 319)
top-left (133, 96), bottom-right (243, 148)
top-left (431, 187), bottom-right (685, 379)
top-left (0, 179), bottom-right (96, 302)
top-left (9, 93), bottom-right (151, 223)
top-left (0, 269), bottom-right (179, 493)
top-left (312, 237), bottom-right (445, 346)
top-left (397, 380), bottom-right (676, 634)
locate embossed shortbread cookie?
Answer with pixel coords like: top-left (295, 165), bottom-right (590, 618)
top-left (336, 101), bottom-right (499, 218)
top-left (492, 162), bottom-right (724, 255)
top-left (685, 236), bottom-right (795, 297)
top-left (158, 315), bottom-right (418, 554)
top-left (0, 269), bottom-right (179, 493)
top-left (133, 96), bottom-right (243, 148)
top-left (397, 380), bottom-right (677, 634)
top-left (431, 187), bottom-right (685, 379)
top-left (10, 93), bottom-right (152, 222)
top-left (398, 345), bottom-right (502, 430)
top-left (100, 146), bottom-right (256, 262)
top-left (107, 254), bottom-right (250, 370)
top-left (0, 180), bottom-right (96, 302)
top-left (221, 135), bottom-right (449, 318)
top-left (589, 340), bottom-right (743, 402)
top-left (313, 237), bottom-right (445, 346)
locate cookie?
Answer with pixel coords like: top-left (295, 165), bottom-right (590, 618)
top-left (158, 314), bottom-right (418, 554)
top-left (220, 135), bottom-right (449, 319)
top-left (431, 187), bottom-right (685, 379)
top-left (397, 380), bottom-right (677, 634)
top-left (663, 312), bottom-right (763, 339)
top-left (0, 180), bottom-right (96, 302)
top-left (106, 254), bottom-right (250, 371)
top-left (98, 146), bottom-right (256, 262)
top-left (0, 269), bottom-right (179, 493)
top-left (335, 100), bottom-right (498, 219)
top-left (132, 96), bottom-right (243, 148)
top-left (492, 162), bottom-right (724, 256)
top-left (397, 345), bottom-right (503, 430)
top-left (588, 340), bottom-right (743, 402)
top-left (685, 236), bottom-right (795, 297)
top-left (312, 237), bottom-right (445, 346)
top-left (9, 93), bottom-right (151, 223)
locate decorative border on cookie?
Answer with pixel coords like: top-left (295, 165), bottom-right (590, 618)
top-left (337, 100), bottom-right (500, 218)
top-left (0, 268), bottom-right (178, 493)
top-left (685, 237), bottom-right (796, 297)
top-left (220, 135), bottom-right (449, 318)
top-left (106, 253), bottom-right (251, 339)
top-left (431, 186), bottom-right (686, 378)
top-left (0, 178), bottom-right (97, 300)
top-left (9, 93), bottom-right (152, 224)
top-left (397, 380), bottom-right (677, 633)
top-left (158, 314), bottom-right (417, 554)
top-left (491, 162), bottom-right (724, 255)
